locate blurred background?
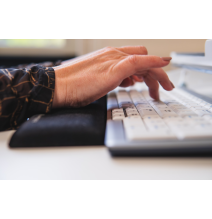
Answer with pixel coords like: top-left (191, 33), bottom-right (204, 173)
top-left (0, 39), bottom-right (207, 71)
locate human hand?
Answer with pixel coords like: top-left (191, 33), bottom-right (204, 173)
top-left (52, 46), bottom-right (174, 108)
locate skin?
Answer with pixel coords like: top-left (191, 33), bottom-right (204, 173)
top-left (52, 46), bottom-right (174, 108)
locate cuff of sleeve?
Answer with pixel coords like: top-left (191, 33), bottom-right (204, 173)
top-left (27, 65), bottom-right (55, 115)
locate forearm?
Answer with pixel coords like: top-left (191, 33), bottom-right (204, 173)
top-left (0, 65), bottom-right (55, 131)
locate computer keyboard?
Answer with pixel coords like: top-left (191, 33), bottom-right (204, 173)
top-left (105, 86), bottom-right (212, 155)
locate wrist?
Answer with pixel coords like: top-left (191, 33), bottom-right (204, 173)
top-left (52, 67), bottom-right (67, 108)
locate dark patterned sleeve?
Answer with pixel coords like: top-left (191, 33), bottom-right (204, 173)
top-left (0, 65), bottom-right (55, 131)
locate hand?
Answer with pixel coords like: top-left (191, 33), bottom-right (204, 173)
top-left (52, 46), bottom-right (174, 108)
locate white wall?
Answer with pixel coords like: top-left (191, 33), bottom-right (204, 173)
top-left (0, 39), bottom-right (207, 71)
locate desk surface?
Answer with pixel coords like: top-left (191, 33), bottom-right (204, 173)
top-left (1, 69), bottom-right (212, 180)
top-left (1, 130), bottom-right (212, 180)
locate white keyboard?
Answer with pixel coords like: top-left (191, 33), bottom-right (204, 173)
top-left (107, 88), bottom-right (212, 142)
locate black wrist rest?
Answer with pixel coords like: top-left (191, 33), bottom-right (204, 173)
top-left (9, 96), bottom-right (107, 148)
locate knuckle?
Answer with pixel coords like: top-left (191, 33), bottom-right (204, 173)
top-left (105, 46), bottom-right (112, 50)
top-left (128, 55), bottom-right (138, 65)
top-left (103, 46), bottom-right (119, 55)
top-left (139, 46), bottom-right (148, 55)
top-left (104, 46), bottom-right (115, 52)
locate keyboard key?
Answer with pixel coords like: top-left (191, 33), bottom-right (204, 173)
top-left (107, 95), bottom-right (118, 109)
top-left (133, 100), bottom-right (148, 105)
top-left (175, 127), bottom-right (212, 140)
top-left (174, 109), bottom-right (197, 116)
top-left (144, 117), bottom-right (169, 131)
top-left (190, 106), bottom-right (206, 110)
top-left (113, 115), bottom-right (125, 120)
top-left (123, 117), bottom-right (145, 127)
top-left (195, 122), bottom-right (212, 129)
top-left (136, 104), bottom-right (153, 109)
top-left (143, 117), bottom-right (165, 127)
top-left (143, 115), bottom-right (162, 120)
top-left (203, 114), bottom-right (212, 120)
top-left (126, 112), bottom-right (140, 117)
top-left (166, 103), bottom-right (184, 107)
top-left (204, 103), bottom-right (212, 109)
top-left (147, 124), bottom-right (169, 132)
top-left (138, 108), bottom-right (158, 118)
top-left (155, 109), bottom-right (178, 118)
top-left (125, 108), bottom-right (137, 114)
top-left (112, 113), bottom-right (124, 117)
top-left (202, 115), bottom-right (212, 124)
top-left (112, 108), bottom-right (125, 120)
top-left (183, 115), bottom-right (202, 121)
top-left (169, 105), bottom-right (188, 110)
top-left (193, 109), bottom-right (212, 117)
top-left (164, 100), bottom-right (179, 104)
top-left (153, 105), bottom-right (171, 110)
top-left (184, 103), bottom-right (200, 107)
top-left (164, 118), bottom-right (191, 127)
top-left (149, 101), bottom-right (166, 106)
top-left (125, 106), bottom-right (136, 110)
top-left (165, 120), bottom-right (212, 139)
top-left (112, 108), bottom-right (124, 114)
top-left (119, 103), bottom-right (134, 108)
top-left (123, 117), bottom-right (146, 137)
top-left (199, 101), bottom-right (207, 107)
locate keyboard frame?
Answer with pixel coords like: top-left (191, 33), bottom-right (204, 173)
top-left (105, 87), bottom-right (212, 156)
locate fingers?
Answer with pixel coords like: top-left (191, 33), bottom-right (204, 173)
top-left (114, 55), bottom-right (173, 93)
top-left (131, 75), bottom-right (143, 82)
top-left (142, 74), bottom-right (160, 100)
top-left (116, 55), bottom-right (172, 79)
top-left (116, 46), bottom-right (148, 55)
top-left (119, 77), bottom-right (134, 87)
top-left (148, 68), bottom-right (174, 91)
top-left (119, 75), bottom-right (143, 88)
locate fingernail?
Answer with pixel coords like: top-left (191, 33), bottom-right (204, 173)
top-left (170, 81), bottom-right (175, 88)
top-left (161, 57), bottom-right (172, 61)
